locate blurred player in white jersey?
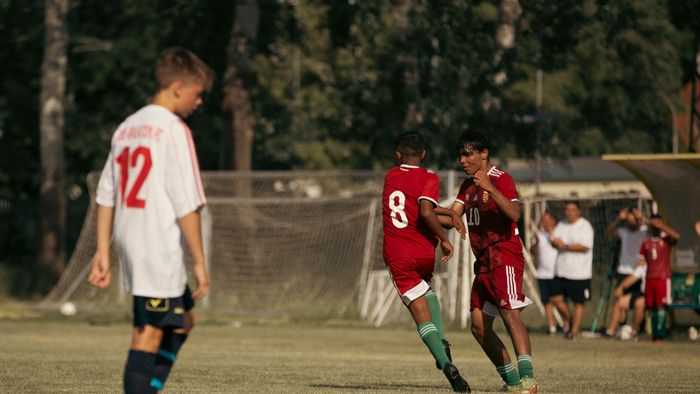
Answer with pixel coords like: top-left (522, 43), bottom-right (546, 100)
top-left (88, 47), bottom-right (213, 393)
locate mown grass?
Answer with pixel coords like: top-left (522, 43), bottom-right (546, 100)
top-left (0, 315), bottom-right (698, 393)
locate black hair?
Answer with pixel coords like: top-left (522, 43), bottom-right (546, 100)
top-left (564, 200), bottom-right (580, 209)
top-left (543, 210), bottom-right (559, 223)
top-left (456, 128), bottom-right (490, 156)
top-left (395, 131), bottom-right (425, 157)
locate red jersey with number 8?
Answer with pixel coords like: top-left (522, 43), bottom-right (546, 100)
top-left (382, 165), bottom-right (440, 263)
top-left (96, 104), bottom-right (206, 298)
top-left (455, 166), bottom-right (523, 271)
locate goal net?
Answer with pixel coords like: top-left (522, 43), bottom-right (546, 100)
top-left (44, 171), bottom-right (387, 318)
top-left (43, 169), bottom-right (652, 327)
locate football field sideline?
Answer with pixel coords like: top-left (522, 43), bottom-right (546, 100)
top-left (0, 318), bottom-right (698, 393)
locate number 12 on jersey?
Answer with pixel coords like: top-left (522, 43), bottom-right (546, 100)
top-left (115, 146), bottom-right (152, 208)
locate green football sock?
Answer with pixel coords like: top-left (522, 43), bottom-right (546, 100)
top-left (425, 290), bottom-right (445, 339)
top-left (517, 354), bottom-right (534, 379)
top-left (651, 310), bottom-right (659, 339)
top-left (496, 361), bottom-right (521, 387)
top-left (656, 309), bottom-right (667, 339)
top-left (417, 322), bottom-right (449, 370)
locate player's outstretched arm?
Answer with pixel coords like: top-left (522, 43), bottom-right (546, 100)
top-left (89, 205), bottom-right (114, 289)
top-left (419, 200), bottom-right (454, 261)
top-left (178, 210), bottom-right (211, 300)
top-left (434, 206), bottom-right (466, 239)
top-left (649, 217), bottom-right (680, 240)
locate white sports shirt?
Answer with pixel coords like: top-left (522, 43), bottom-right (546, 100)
top-left (535, 230), bottom-right (558, 280)
top-left (616, 226), bottom-right (648, 275)
top-left (553, 217), bottom-right (594, 280)
top-left (96, 104), bottom-right (206, 298)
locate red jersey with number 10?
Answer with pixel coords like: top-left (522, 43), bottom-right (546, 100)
top-left (639, 236), bottom-right (673, 279)
top-left (456, 166), bottom-right (523, 271)
top-left (382, 164), bottom-right (440, 263)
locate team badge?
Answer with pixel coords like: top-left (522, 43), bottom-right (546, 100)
top-left (482, 191), bottom-right (489, 203)
top-left (145, 298), bottom-right (169, 312)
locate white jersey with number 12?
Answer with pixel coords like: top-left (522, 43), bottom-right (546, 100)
top-left (96, 104), bottom-right (206, 298)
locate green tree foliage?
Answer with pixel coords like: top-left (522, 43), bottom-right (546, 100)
top-left (0, 0), bottom-right (697, 296)
top-left (506, 0), bottom-right (682, 157)
top-left (251, 1), bottom-right (500, 169)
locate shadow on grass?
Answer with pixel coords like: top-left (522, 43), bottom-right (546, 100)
top-left (309, 383), bottom-right (446, 391)
top-left (311, 382), bottom-right (505, 392)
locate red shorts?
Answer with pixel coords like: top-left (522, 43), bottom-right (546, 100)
top-left (385, 257), bottom-right (435, 305)
top-left (471, 264), bottom-right (532, 317)
top-left (645, 278), bottom-right (670, 308)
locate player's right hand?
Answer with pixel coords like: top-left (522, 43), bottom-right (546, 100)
top-left (440, 239), bottom-right (454, 262)
top-left (88, 252), bottom-right (111, 289)
top-left (192, 262), bottom-right (211, 300)
top-left (451, 213), bottom-right (467, 240)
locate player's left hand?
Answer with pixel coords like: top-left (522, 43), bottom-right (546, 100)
top-left (440, 239), bottom-right (454, 262)
top-left (192, 262), bottom-right (211, 300)
top-left (472, 170), bottom-right (494, 193)
top-left (88, 252), bottom-right (111, 289)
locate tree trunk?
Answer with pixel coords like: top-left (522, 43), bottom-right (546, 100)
top-left (38, 0), bottom-right (69, 292)
top-left (222, 0), bottom-right (259, 171)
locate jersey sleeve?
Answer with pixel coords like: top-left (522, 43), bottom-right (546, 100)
top-left (417, 172), bottom-right (439, 207)
top-left (165, 120), bottom-right (206, 218)
top-left (455, 181), bottom-right (468, 205)
top-left (495, 173), bottom-right (519, 202)
top-left (95, 150), bottom-right (116, 207)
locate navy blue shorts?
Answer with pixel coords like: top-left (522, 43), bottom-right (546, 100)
top-left (132, 286), bottom-right (194, 329)
top-left (538, 278), bottom-right (554, 304)
top-left (550, 277), bottom-right (591, 304)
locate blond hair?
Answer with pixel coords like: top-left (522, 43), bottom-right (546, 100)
top-left (155, 47), bottom-right (214, 91)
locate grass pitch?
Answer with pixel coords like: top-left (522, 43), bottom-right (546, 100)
top-left (0, 315), bottom-right (698, 393)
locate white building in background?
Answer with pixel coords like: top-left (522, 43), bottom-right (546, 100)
top-left (497, 156), bottom-right (651, 198)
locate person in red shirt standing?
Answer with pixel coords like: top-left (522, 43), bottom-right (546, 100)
top-left (625, 214), bottom-right (680, 342)
top-left (440, 129), bottom-right (537, 394)
top-left (382, 132), bottom-right (470, 393)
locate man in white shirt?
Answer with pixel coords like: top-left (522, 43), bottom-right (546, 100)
top-left (549, 201), bottom-right (594, 339)
top-left (603, 208), bottom-right (648, 337)
top-left (88, 48), bottom-right (212, 394)
top-left (531, 211), bottom-right (559, 335)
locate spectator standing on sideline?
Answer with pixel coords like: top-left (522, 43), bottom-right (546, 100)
top-left (549, 201), bottom-right (594, 339)
top-left (531, 211), bottom-right (560, 335)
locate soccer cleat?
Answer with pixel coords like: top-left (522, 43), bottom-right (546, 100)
top-left (436, 339), bottom-right (453, 370)
top-left (502, 383), bottom-right (523, 392)
top-left (519, 377), bottom-right (538, 393)
top-left (564, 330), bottom-right (574, 340)
top-left (442, 362), bottom-right (471, 393)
